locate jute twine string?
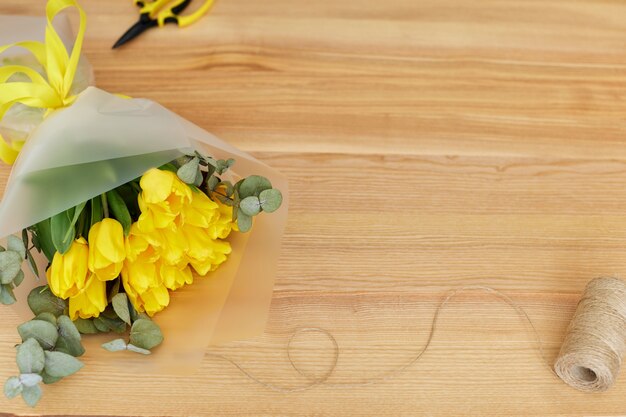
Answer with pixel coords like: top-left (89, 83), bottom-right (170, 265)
top-left (207, 278), bottom-right (626, 393)
top-left (554, 277), bottom-right (626, 392)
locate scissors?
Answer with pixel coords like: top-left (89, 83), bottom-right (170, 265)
top-left (113, 0), bottom-right (215, 49)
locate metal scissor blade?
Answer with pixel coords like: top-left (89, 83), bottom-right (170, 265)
top-left (112, 19), bottom-right (157, 49)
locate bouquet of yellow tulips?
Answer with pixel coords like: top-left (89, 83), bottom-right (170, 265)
top-left (0, 0), bottom-right (287, 408)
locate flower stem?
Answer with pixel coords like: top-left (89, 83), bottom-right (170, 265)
top-left (101, 193), bottom-right (109, 218)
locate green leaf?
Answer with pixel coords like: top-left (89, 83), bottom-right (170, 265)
top-left (101, 339), bottom-right (127, 352)
top-left (4, 377), bottom-right (22, 399)
top-left (194, 169), bottom-right (204, 187)
top-left (19, 373), bottom-right (42, 388)
top-left (50, 209), bottom-right (73, 255)
top-left (108, 278), bottom-right (121, 303)
top-left (35, 313), bottom-right (57, 326)
top-left (7, 235), bottom-right (26, 260)
top-left (127, 344), bottom-right (151, 355)
top-left (40, 371), bottom-right (62, 385)
top-left (90, 196), bottom-right (103, 228)
top-left (73, 318), bottom-right (99, 335)
top-left (56, 316), bottom-right (85, 357)
top-left (0, 285), bottom-right (16, 305)
top-left (129, 319), bottom-right (163, 350)
top-left (237, 210), bottom-right (253, 233)
top-left (259, 188), bottom-right (283, 213)
top-left (239, 175), bottom-right (272, 198)
top-left (112, 293), bottom-right (131, 325)
top-left (13, 270), bottom-right (24, 287)
top-left (28, 286), bottom-right (66, 317)
top-left (94, 315), bottom-right (127, 334)
top-left (240, 196), bottom-right (261, 216)
top-left (33, 220), bottom-right (55, 261)
top-left (207, 175), bottom-right (219, 191)
top-left (93, 317), bottom-right (110, 333)
top-left (21, 384), bottom-right (42, 407)
top-left (18, 320), bottom-right (58, 350)
top-left (16, 339), bottom-right (45, 374)
top-left (26, 251), bottom-right (39, 280)
top-left (21, 228), bottom-right (29, 252)
top-left (177, 157), bottom-right (200, 184)
top-left (0, 250), bottom-right (22, 284)
top-left (43, 351), bottom-right (84, 378)
top-left (62, 201), bottom-right (87, 244)
top-left (106, 190), bottom-right (132, 236)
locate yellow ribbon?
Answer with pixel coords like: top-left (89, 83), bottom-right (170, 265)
top-left (0, 0), bottom-right (86, 164)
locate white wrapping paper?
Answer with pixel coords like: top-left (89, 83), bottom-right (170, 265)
top-left (0, 15), bottom-right (288, 375)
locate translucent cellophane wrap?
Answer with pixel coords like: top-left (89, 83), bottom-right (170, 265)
top-left (0, 18), bottom-right (288, 374)
top-left (0, 13), bottom-right (94, 146)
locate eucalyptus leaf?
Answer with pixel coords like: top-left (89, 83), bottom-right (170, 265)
top-left (18, 320), bottom-right (58, 350)
top-left (7, 235), bottom-right (26, 260)
top-left (237, 210), bottom-right (252, 233)
top-left (177, 157), bottom-right (200, 184)
top-left (56, 316), bottom-right (85, 357)
top-left (50, 209), bottom-right (73, 255)
top-left (43, 351), bottom-right (84, 378)
top-left (194, 169), bottom-right (204, 187)
top-left (0, 285), bottom-right (16, 305)
top-left (127, 344), bottom-right (151, 355)
top-left (106, 190), bottom-right (132, 236)
top-left (129, 319), bottom-right (163, 350)
top-left (4, 376), bottom-right (22, 399)
top-left (93, 317), bottom-right (110, 333)
top-left (240, 196), bottom-right (261, 216)
top-left (21, 384), bottom-right (42, 407)
top-left (259, 188), bottom-right (283, 213)
top-left (13, 270), bottom-right (24, 287)
top-left (112, 293), bottom-right (131, 325)
top-left (16, 338), bottom-right (45, 374)
top-left (19, 373), bottom-right (42, 388)
top-left (101, 339), bottom-right (127, 352)
top-left (239, 175), bottom-right (272, 198)
top-left (34, 313), bottom-right (57, 326)
top-left (0, 250), bottom-right (22, 284)
top-left (40, 371), bottom-right (62, 385)
top-left (28, 286), bottom-right (66, 317)
top-left (207, 175), bottom-right (219, 191)
top-left (73, 318), bottom-right (99, 335)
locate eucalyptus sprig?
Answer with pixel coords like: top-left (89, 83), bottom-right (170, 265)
top-left (0, 235), bottom-right (29, 305)
top-left (4, 313), bottom-right (85, 407)
top-left (176, 152), bottom-right (283, 232)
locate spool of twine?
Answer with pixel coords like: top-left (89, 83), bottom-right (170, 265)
top-left (554, 277), bottom-right (626, 392)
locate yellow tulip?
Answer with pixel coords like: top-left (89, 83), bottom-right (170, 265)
top-left (121, 260), bottom-right (170, 316)
top-left (88, 218), bottom-right (125, 281)
top-left (125, 223), bottom-right (160, 263)
top-left (183, 225), bottom-right (232, 275)
top-left (137, 168), bottom-right (191, 232)
top-left (46, 237), bottom-right (89, 299)
top-left (138, 285), bottom-right (170, 317)
top-left (182, 190), bottom-right (219, 228)
top-left (68, 274), bottom-right (107, 320)
top-left (206, 198), bottom-right (236, 239)
top-left (160, 262), bottom-right (193, 291)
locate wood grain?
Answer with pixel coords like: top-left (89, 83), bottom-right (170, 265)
top-left (2, 0), bottom-right (626, 415)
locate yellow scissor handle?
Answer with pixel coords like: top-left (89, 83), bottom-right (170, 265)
top-left (134, 0), bottom-right (215, 28)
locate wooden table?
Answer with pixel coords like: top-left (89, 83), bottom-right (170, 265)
top-left (2, 0), bottom-right (626, 415)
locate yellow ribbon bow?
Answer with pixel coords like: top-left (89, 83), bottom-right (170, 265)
top-left (0, 0), bottom-right (86, 164)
